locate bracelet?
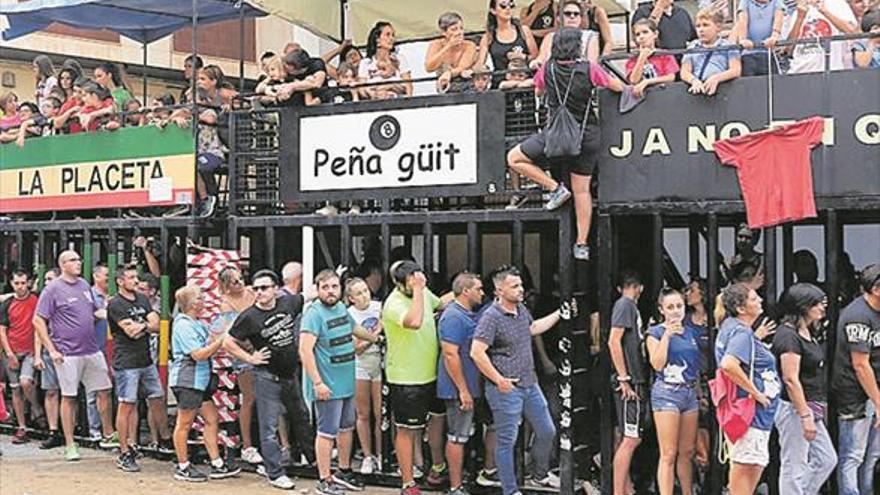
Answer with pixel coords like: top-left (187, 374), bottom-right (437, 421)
top-left (314, 381), bottom-right (324, 387)
top-left (617, 375), bottom-right (631, 382)
top-left (799, 411), bottom-right (812, 418)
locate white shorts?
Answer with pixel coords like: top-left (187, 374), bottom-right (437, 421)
top-left (728, 426), bottom-right (770, 467)
top-left (355, 352), bottom-right (382, 382)
top-left (57, 352), bottom-right (113, 397)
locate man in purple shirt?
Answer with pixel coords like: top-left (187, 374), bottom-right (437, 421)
top-left (33, 250), bottom-right (115, 461)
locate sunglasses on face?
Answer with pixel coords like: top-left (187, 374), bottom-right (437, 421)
top-left (253, 284), bottom-right (275, 293)
top-left (497, 1), bottom-right (515, 9)
top-left (563, 10), bottom-right (582, 17)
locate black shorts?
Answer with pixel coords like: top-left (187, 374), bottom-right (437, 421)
top-left (389, 382), bottom-right (445, 429)
top-left (173, 375), bottom-right (218, 411)
top-left (518, 124), bottom-right (601, 177)
top-left (613, 385), bottom-right (649, 439)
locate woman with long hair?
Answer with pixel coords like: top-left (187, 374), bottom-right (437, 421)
top-left (32, 55), bottom-right (57, 108)
top-left (94, 63), bottom-right (133, 108)
top-left (56, 68), bottom-right (78, 103)
top-left (212, 267), bottom-right (264, 465)
top-left (505, 27), bottom-right (623, 261)
top-left (646, 288), bottom-right (703, 495)
top-left (715, 284), bottom-right (780, 495)
top-left (358, 21), bottom-right (413, 97)
top-left (684, 278), bottom-right (713, 473)
top-left (772, 283), bottom-right (836, 494)
top-left (478, 0), bottom-right (539, 86)
top-left (425, 12), bottom-right (478, 93)
top-left (197, 65), bottom-right (239, 108)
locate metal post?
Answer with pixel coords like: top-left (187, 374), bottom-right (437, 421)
top-left (340, 224), bottom-right (352, 268)
top-left (763, 227), bottom-right (778, 313)
top-left (597, 214), bottom-right (615, 494)
top-left (422, 222), bottom-right (433, 274)
top-left (652, 213), bottom-right (663, 301)
top-left (689, 220), bottom-right (700, 278)
top-left (238, 3), bottom-right (246, 94)
top-left (266, 226), bottom-right (276, 271)
top-left (512, 219), bottom-right (524, 269)
top-left (190, 0), bottom-right (200, 230)
top-left (15, 231), bottom-right (24, 269)
top-left (705, 213), bottom-right (722, 495)
top-left (557, 214), bottom-right (575, 495)
top-left (302, 226), bottom-right (313, 290)
top-left (160, 226), bottom-right (170, 273)
top-left (467, 222), bottom-right (480, 274)
top-left (381, 223), bottom-right (391, 295)
top-left (142, 41), bottom-right (149, 103)
top-left (782, 224), bottom-right (794, 288)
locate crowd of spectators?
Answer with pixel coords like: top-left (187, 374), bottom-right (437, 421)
top-left (1, 0), bottom-right (877, 220)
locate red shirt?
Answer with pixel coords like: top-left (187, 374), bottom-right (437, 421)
top-left (625, 54), bottom-right (679, 80)
top-left (0, 293), bottom-right (38, 355)
top-left (714, 116), bottom-right (824, 229)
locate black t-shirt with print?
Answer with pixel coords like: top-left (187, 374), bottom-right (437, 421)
top-left (611, 296), bottom-right (647, 384)
top-left (108, 292), bottom-right (156, 370)
top-left (832, 296), bottom-right (880, 409)
top-left (229, 294), bottom-right (304, 379)
top-left (771, 323), bottom-right (827, 402)
top-left (632, 3), bottom-right (697, 50)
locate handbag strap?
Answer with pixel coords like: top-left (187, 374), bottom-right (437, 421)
top-left (697, 50), bottom-right (716, 81)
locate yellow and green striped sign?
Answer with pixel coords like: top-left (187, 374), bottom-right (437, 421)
top-left (0, 126), bottom-right (195, 213)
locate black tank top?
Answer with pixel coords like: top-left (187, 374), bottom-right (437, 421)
top-left (527, 2), bottom-right (556, 45)
top-left (488, 23), bottom-right (530, 84)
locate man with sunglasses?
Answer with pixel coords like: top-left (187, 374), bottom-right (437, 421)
top-left (224, 269), bottom-right (315, 490)
top-left (33, 250), bottom-right (115, 461)
top-left (832, 263), bottom-right (880, 495)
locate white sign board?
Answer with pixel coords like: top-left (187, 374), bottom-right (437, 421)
top-left (298, 104), bottom-right (478, 191)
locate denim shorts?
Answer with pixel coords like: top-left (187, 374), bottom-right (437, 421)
top-left (315, 397), bottom-right (356, 438)
top-left (114, 365), bottom-right (164, 403)
top-left (39, 350), bottom-right (59, 391)
top-left (4, 353), bottom-right (35, 387)
top-left (355, 351), bottom-right (382, 381)
top-left (444, 399), bottom-right (477, 443)
top-left (651, 381), bottom-right (699, 414)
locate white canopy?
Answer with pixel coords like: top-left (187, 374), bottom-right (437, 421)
top-left (250, 0), bottom-right (628, 43)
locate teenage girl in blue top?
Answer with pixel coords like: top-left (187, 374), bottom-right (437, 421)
top-left (646, 287), bottom-right (704, 495)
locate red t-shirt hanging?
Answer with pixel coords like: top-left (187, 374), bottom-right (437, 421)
top-left (0, 293), bottom-right (38, 354)
top-left (714, 116), bottom-right (824, 229)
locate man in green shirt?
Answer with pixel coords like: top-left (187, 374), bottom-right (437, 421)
top-left (382, 261), bottom-right (452, 494)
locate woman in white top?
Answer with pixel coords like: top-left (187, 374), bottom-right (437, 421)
top-left (359, 21), bottom-right (413, 98)
top-left (33, 55), bottom-right (58, 109)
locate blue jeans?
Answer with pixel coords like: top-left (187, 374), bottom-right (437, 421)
top-left (774, 400), bottom-right (836, 495)
top-left (87, 390), bottom-right (101, 437)
top-left (838, 400), bottom-right (880, 495)
top-left (252, 369), bottom-right (315, 480)
top-left (485, 382), bottom-right (556, 495)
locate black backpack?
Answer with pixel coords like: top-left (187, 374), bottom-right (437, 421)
top-left (543, 62), bottom-right (592, 158)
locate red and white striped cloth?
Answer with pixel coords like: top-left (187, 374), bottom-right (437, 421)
top-left (186, 242), bottom-right (242, 448)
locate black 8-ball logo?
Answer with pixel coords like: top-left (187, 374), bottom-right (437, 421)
top-left (369, 115), bottom-right (401, 151)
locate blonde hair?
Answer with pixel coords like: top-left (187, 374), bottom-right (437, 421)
top-left (176, 285), bottom-right (202, 313)
top-left (695, 8), bottom-right (724, 25)
top-left (264, 55), bottom-right (286, 80)
top-left (345, 277), bottom-right (369, 298)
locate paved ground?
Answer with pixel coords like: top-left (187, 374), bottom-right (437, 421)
top-left (0, 436), bottom-right (400, 495)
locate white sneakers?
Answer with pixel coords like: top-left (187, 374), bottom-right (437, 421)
top-left (359, 455), bottom-right (379, 475)
top-left (269, 474), bottom-right (295, 490)
top-left (241, 446), bottom-right (263, 464)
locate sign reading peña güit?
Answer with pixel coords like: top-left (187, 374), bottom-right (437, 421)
top-left (280, 92), bottom-right (507, 202)
top-left (300, 106), bottom-right (474, 190)
top-left (0, 125), bottom-right (195, 213)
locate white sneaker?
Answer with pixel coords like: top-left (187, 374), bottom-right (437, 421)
top-left (269, 474), bottom-right (295, 490)
top-left (241, 446), bottom-right (263, 464)
top-left (359, 455), bottom-right (376, 475)
top-left (315, 204), bottom-right (338, 216)
top-left (527, 472), bottom-right (561, 489)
